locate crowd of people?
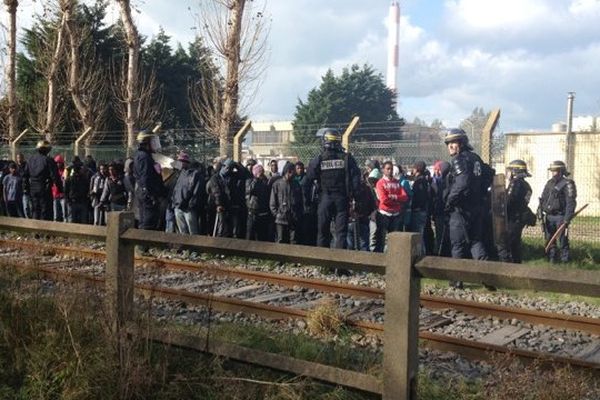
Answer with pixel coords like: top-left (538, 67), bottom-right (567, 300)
top-left (0, 127), bottom-right (577, 284)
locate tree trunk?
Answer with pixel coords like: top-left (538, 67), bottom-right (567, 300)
top-left (218, 0), bottom-right (245, 157)
top-left (44, 11), bottom-right (68, 141)
top-left (116, 0), bottom-right (140, 156)
top-left (64, 0), bottom-right (95, 142)
top-left (5, 0), bottom-right (18, 142)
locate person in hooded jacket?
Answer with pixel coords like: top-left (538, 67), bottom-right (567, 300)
top-left (246, 164), bottom-right (271, 241)
top-left (52, 154), bottom-right (67, 222)
top-left (101, 161), bottom-right (128, 212)
top-left (90, 163), bottom-right (108, 225)
top-left (270, 162), bottom-right (303, 244)
top-left (431, 160), bottom-right (451, 256)
top-left (172, 152), bottom-right (203, 235)
top-left (348, 173), bottom-right (377, 251)
top-left (65, 159), bottom-right (90, 224)
top-left (206, 159), bottom-right (249, 237)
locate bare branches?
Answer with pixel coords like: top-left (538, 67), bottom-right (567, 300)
top-left (194, 0), bottom-right (270, 156)
top-left (64, 0), bottom-right (108, 143)
top-left (111, 58), bottom-right (164, 140)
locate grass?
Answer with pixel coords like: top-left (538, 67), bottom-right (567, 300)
top-left (0, 262), bottom-right (598, 399)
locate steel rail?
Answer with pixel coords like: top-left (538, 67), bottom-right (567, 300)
top-left (1, 257), bottom-right (598, 372)
top-left (1, 238), bottom-right (599, 336)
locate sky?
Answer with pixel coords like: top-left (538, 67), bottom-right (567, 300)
top-left (11, 0), bottom-right (600, 132)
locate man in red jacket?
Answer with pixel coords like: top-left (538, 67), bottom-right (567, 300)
top-left (374, 161), bottom-right (409, 252)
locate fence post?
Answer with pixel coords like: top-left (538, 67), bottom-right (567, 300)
top-left (10, 128), bottom-right (30, 160)
top-left (73, 127), bottom-right (93, 157)
top-left (383, 232), bottom-right (420, 400)
top-left (342, 116), bottom-right (360, 151)
top-left (481, 108), bottom-right (501, 164)
top-left (106, 211), bottom-right (135, 328)
top-left (233, 120), bottom-right (252, 162)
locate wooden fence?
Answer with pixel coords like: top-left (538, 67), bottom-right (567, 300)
top-left (0, 212), bottom-right (599, 400)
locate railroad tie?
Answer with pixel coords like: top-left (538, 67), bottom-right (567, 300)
top-left (575, 340), bottom-right (600, 364)
top-left (214, 284), bottom-right (263, 297)
top-left (479, 325), bottom-right (530, 346)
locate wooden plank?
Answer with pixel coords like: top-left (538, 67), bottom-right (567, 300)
top-left (121, 228), bottom-right (386, 274)
top-left (576, 341), bottom-right (600, 364)
top-left (215, 284), bottom-right (263, 297)
top-left (147, 328), bottom-right (382, 394)
top-left (246, 292), bottom-right (297, 303)
top-left (479, 325), bottom-right (530, 346)
top-left (419, 314), bottom-right (451, 331)
top-left (0, 216), bottom-right (106, 241)
top-left (415, 256), bottom-right (600, 298)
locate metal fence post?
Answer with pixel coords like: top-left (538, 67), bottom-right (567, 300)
top-left (73, 127), bottom-right (93, 158)
top-left (383, 232), bottom-right (420, 400)
top-left (106, 211), bottom-right (135, 328)
top-left (233, 120), bottom-right (252, 162)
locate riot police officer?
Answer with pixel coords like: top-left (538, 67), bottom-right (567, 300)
top-left (444, 129), bottom-right (489, 287)
top-left (23, 140), bottom-right (63, 221)
top-left (133, 130), bottom-right (166, 231)
top-left (304, 128), bottom-right (360, 249)
top-left (538, 160), bottom-right (576, 263)
top-left (499, 160), bottom-right (534, 263)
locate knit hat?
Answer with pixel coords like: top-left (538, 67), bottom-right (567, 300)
top-left (177, 152), bottom-right (190, 162)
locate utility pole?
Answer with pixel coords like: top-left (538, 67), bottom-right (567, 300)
top-left (565, 92), bottom-right (575, 174)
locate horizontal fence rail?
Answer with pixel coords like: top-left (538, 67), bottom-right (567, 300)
top-left (0, 213), bottom-right (599, 400)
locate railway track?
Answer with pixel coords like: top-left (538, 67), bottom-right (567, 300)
top-left (1, 238), bottom-right (599, 370)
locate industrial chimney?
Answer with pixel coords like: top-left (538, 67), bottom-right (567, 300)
top-left (386, 1), bottom-right (400, 93)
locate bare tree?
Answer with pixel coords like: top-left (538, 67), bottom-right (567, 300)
top-left (115, 0), bottom-right (141, 153)
top-left (111, 59), bottom-right (164, 140)
top-left (63, 0), bottom-right (108, 151)
top-left (4, 0), bottom-right (18, 141)
top-left (41, 1), bottom-right (68, 140)
top-left (194, 0), bottom-right (269, 156)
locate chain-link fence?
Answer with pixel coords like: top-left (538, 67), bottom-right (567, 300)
top-left (4, 122), bottom-right (599, 243)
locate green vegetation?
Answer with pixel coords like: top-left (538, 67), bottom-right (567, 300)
top-left (292, 64), bottom-right (402, 147)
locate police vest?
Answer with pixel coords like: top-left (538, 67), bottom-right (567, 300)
top-left (319, 150), bottom-right (346, 193)
top-left (542, 178), bottom-right (575, 215)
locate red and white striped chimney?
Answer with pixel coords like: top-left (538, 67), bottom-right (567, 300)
top-left (386, 1), bottom-right (400, 93)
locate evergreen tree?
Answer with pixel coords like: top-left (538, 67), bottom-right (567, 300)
top-left (292, 64), bottom-right (400, 146)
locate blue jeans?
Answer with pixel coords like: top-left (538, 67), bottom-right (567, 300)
top-left (409, 210), bottom-right (428, 255)
top-left (53, 198), bottom-right (67, 222)
top-left (347, 219), bottom-right (370, 251)
top-left (22, 194), bottom-right (32, 218)
top-left (174, 208), bottom-right (199, 235)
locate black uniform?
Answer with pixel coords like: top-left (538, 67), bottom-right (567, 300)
top-left (499, 174), bottom-right (533, 263)
top-left (23, 153), bottom-right (63, 221)
top-left (304, 148), bottom-right (360, 249)
top-left (133, 147), bottom-right (166, 230)
top-left (539, 176), bottom-right (576, 262)
top-left (445, 149), bottom-right (488, 260)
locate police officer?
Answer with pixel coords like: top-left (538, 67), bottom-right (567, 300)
top-left (133, 130), bottom-right (166, 231)
top-left (499, 160), bottom-right (534, 263)
top-left (444, 129), bottom-right (488, 288)
top-left (304, 128), bottom-right (360, 249)
top-left (538, 160), bottom-right (576, 263)
top-left (23, 140), bottom-right (63, 221)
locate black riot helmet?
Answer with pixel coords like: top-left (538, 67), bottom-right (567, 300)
top-left (548, 160), bottom-right (569, 176)
top-left (317, 127), bottom-right (342, 151)
top-left (507, 159), bottom-right (531, 177)
top-left (443, 128), bottom-right (473, 151)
